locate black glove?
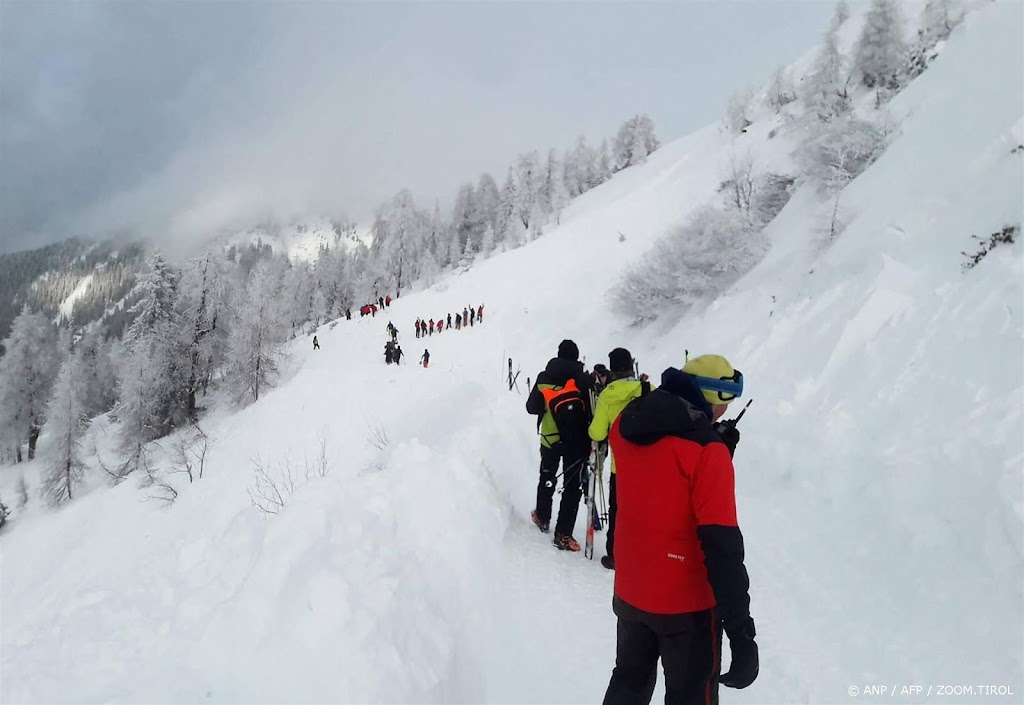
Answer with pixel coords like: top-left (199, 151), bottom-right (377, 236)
top-left (712, 421), bottom-right (740, 457)
top-left (720, 619), bottom-right (758, 689)
top-left (597, 440), bottom-right (609, 459)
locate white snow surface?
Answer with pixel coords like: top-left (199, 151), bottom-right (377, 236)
top-left (3, 4), bottom-right (1023, 703)
top-left (56, 273), bottom-right (94, 323)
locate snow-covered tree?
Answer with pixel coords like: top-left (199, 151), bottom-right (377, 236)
top-left (451, 183), bottom-right (478, 256)
top-left (176, 252), bottom-right (231, 416)
top-left (515, 151), bottom-right (544, 229)
top-left (797, 117), bottom-right (889, 237)
top-left (798, 118), bottom-right (888, 195)
top-left (909, 0), bottom-right (962, 77)
top-left (613, 206), bottom-right (767, 323)
top-left (853, 0), bottom-right (907, 100)
top-left (566, 137), bottom-right (599, 196)
top-left (725, 88), bottom-right (756, 134)
top-left (114, 251), bottom-right (184, 476)
top-left (227, 260), bottom-right (288, 403)
top-left (544, 149), bottom-right (569, 223)
top-left (830, 0), bottom-right (850, 31)
top-left (78, 331), bottom-right (118, 416)
top-left (614, 115), bottom-right (660, 169)
top-left (802, 29), bottom-right (851, 122)
top-left (496, 166), bottom-right (519, 243)
top-left (474, 174), bottom-right (500, 237)
top-left (480, 224), bottom-right (497, 258)
top-left (766, 66), bottom-right (797, 112)
top-left (598, 139), bottom-right (614, 180)
top-left (41, 350), bottom-right (89, 506)
top-left (921, 0), bottom-right (960, 46)
top-left (124, 251), bottom-right (178, 348)
top-left (0, 308), bottom-right (60, 460)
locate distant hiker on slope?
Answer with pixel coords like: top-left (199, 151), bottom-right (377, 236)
top-left (384, 341), bottom-right (394, 365)
top-left (447, 313), bottom-right (452, 329)
top-left (421, 349), bottom-right (430, 368)
top-left (416, 319), bottom-right (421, 338)
top-left (602, 354), bottom-right (756, 705)
top-left (455, 313), bottom-right (462, 330)
top-left (429, 319), bottom-right (435, 336)
top-left (469, 307), bottom-right (475, 326)
top-left (525, 339), bottom-right (593, 552)
top-left (477, 304), bottom-right (484, 323)
top-left (313, 335), bottom-right (320, 350)
top-left (393, 345), bottom-right (403, 365)
top-left (588, 348), bottom-right (649, 571)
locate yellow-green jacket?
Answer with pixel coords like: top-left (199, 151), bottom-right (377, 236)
top-left (588, 377), bottom-right (651, 473)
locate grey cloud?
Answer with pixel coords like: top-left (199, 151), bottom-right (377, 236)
top-left (0, 0), bottom-right (836, 254)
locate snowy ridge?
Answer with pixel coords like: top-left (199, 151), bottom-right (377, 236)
top-left (2, 2), bottom-right (1022, 703)
top-left (56, 273), bottom-right (93, 322)
top-left (218, 218), bottom-right (371, 262)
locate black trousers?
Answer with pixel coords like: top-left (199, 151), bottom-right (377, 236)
top-left (535, 443), bottom-right (589, 537)
top-left (603, 597), bottom-right (722, 705)
top-left (606, 472), bottom-right (617, 558)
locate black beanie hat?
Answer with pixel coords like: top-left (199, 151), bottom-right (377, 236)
top-left (557, 339), bottom-right (579, 361)
top-left (608, 347), bottom-right (633, 373)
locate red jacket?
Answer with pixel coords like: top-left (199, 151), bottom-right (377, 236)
top-left (610, 369), bottom-right (750, 625)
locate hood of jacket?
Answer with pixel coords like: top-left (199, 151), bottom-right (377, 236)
top-left (617, 367), bottom-right (712, 446)
top-left (542, 356), bottom-right (586, 385)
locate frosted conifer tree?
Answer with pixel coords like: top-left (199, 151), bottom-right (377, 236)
top-left (176, 252), bottom-right (230, 416)
top-left (803, 29), bottom-right (851, 121)
top-left (114, 250), bottom-right (183, 477)
top-left (0, 308), bottom-right (60, 460)
top-left (41, 350), bottom-right (89, 506)
top-left (545, 149), bottom-right (569, 223)
top-left (228, 260), bottom-right (287, 403)
top-left (830, 0), bottom-right (850, 31)
top-left (766, 67), bottom-right (797, 112)
top-left (853, 0), bottom-right (907, 100)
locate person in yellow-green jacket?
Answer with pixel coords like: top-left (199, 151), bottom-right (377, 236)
top-left (589, 347), bottom-right (651, 570)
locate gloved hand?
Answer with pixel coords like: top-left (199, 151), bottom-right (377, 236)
top-left (597, 440), bottom-right (609, 461)
top-left (712, 421), bottom-right (740, 457)
top-left (720, 619), bottom-right (758, 689)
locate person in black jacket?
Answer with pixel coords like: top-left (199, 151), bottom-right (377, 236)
top-left (525, 339), bottom-right (593, 551)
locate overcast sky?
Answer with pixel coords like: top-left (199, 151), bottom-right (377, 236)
top-left (0, 0), bottom-right (837, 254)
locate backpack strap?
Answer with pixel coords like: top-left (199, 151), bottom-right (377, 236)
top-left (641, 380), bottom-right (651, 396)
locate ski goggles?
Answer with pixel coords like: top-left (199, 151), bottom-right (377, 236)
top-left (693, 369), bottom-right (744, 402)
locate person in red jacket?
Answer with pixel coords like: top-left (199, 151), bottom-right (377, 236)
top-left (603, 354), bottom-right (756, 705)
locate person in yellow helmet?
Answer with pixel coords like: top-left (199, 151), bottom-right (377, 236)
top-left (603, 353), bottom-right (756, 705)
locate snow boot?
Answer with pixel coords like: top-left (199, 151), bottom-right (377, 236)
top-left (531, 510), bottom-right (549, 534)
top-left (553, 534), bottom-right (581, 552)
top-left (600, 554), bottom-right (615, 570)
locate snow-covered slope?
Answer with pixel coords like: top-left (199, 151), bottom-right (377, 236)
top-left (2, 3), bottom-right (1022, 703)
top-left (55, 273), bottom-right (93, 323)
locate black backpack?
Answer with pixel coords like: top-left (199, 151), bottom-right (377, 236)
top-left (540, 378), bottom-right (590, 446)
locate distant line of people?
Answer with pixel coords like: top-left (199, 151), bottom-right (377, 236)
top-left (416, 304), bottom-right (484, 338)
